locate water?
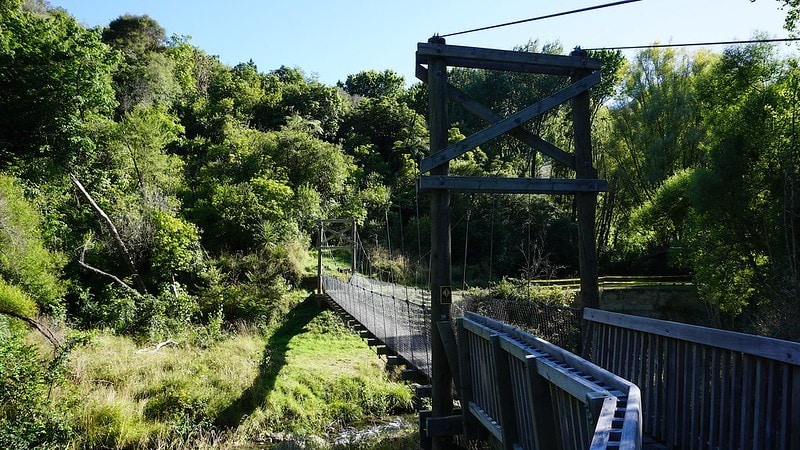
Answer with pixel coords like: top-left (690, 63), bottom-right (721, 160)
top-left (240, 416), bottom-right (415, 449)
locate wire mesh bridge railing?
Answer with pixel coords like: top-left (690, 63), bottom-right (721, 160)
top-left (321, 273), bottom-right (643, 449)
top-left (322, 273), bottom-right (433, 378)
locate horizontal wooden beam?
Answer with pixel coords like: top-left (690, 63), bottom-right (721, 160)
top-left (417, 65), bottom-right (576, 169)
top-left (419, 176), bottom-right (608, 194)
top-left (468, 402), bottom-right (502, 441)
top-left (584, 308), bottom-right (800, 365)
top-left (419, 71), bottom-right (600, 173)
top-left (417, 58), bottom-right (575, 76)
top-left (319, 219), bottom-right (353, 224)
top-left (320, 245), bottom-right (351, 251)
top-left (416, 42), bottom-right (602, 73)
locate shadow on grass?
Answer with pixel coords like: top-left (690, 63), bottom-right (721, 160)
top-left (215, 296), bottom-right (319, 428)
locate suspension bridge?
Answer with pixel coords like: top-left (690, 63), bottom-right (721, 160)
top-left (313, 39), bottom-right (800, 449)
top-left (317, 230), bottom-right (800, 450)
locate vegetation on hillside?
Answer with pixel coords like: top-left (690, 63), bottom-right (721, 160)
top-left (3, 0), bottom-right (800, 447)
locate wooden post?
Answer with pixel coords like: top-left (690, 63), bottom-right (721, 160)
top-left (427, 35), bottom-right (454, 450)
top-left (317, 220), bottom-right (323, 294)
top-left (571, 49), bottom-right (600, 309)
top-left (351, 219), bottom-right (357, 275)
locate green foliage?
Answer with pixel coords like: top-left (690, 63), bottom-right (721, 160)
top-left (269, 116), bottom-right (355, 201)
top-left (367, 246), bottom-right (412, 284)
top-left (626, 169), bottom-right (694, 256)
top-left (103, 14), bottom-right (177, 114)
top-left (102, 14), bottom-right (166, 57)
top-left (0, 322), bottom-right (73, 449)
top-left (210, 177), bottom-right (295, 250)
top-left (0, 277), bottom-right (37, 318)
top-left (149, 210), bottom-right (205, 282)
top-left (0, 175), bottom-right (66, 314)
top-left (197, 247), bottom-right (308, 328)
top-left (490, 277), bottom-right (576, 306)
top-left (109, 105), bottom-right (185, 195)
top-left (340, 70), bottom-right (406, 99)
top-left (674, 44), bottom-right (783, 315)
top-left (79, 284), bottom-right (198, 339)
top-left (0, 1), bottom-right (118, 176)
top-left (339, 96), bottom-right (426, 189)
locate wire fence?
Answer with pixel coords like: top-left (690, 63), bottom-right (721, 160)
top-left (455, 295), bottom-right (583, 354)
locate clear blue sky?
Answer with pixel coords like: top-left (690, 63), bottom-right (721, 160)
top-left (49, 0), bottom-right (793, 86)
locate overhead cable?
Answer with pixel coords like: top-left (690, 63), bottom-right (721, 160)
top-left (440, 0), bottom-right (642, 38)
top-left (583, 37), bottom-right (800, 51)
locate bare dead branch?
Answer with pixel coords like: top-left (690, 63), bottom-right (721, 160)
top-left (136, 338), bottom-right (175, 354)
top-left (69, 174), bottom-right (148, 294)
top-left (0, 309), bottom-right (63, 350)
top-left (78, 241), bottom-right (140, 296)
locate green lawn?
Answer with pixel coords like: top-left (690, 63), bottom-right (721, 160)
top-left (62, 296), bottom-right (415, 449)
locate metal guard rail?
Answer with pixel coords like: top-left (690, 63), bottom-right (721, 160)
top-left (460, 312), bottom-right (642, 449)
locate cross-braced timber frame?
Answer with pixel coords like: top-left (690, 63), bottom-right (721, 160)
top-left (417, 37), bottom-right (606, 449)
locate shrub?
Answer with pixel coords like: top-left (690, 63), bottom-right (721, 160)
top-left (0, 175), bottom-right (66, 317)
top-left (491, 277), bottom-right (576, 306)
top-left (0, 320), bottom-right (73, 449)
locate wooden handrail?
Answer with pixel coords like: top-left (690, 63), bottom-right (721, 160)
top-left (585, 308), bottom-right (800, 449)
top-left (461, 312), bottom-right (642, 449)
top-left (585, 308), bottom-right (800, 365)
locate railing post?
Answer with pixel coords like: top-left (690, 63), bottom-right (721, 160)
top-left (351, 219), bottom-right (357, 276)
top-left (490, 334), bottom-right (518, 449)
top-left (525, 354), bottom-right (558, 449)
top-left (457, 318), bottom-right (481, 440)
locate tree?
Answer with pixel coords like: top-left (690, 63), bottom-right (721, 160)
top-left (340, 70), bottom-right (405, 99)
top-left (0, 1), bottom-right (118, 178)
top-left (338, 96), bottom-right (426, 188)
top-left (683, 43), bottom-right (785, 318)
top-left (102, 14), bottom-right (166, 57)
top-left (596, 47), bottom-right (712, 271)
top-left (103, 15), bottom-right (178, 114)
top-left (256, 67), bottom-right (349, 141)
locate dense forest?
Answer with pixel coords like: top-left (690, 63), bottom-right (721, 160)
top-left (3, 0), bottom-right (800, 448)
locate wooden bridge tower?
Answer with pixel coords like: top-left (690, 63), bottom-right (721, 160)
top-left (417, 37), bottom-right (606, 448)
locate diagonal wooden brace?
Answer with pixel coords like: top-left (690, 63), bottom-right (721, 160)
top-left (419, 71), bottom-right (600, 174)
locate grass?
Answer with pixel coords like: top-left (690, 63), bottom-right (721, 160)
top-left (318, 251), bottom-right (355, 281)
top-left (60, 294), bottom-right (414, 449)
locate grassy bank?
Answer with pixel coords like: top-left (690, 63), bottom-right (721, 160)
top-left (57, 295), bottom-right (415, 449)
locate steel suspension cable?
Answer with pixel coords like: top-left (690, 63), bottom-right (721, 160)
top-left (583, 37), bottom-right (800, 52)
top-left (462, 194), bottom-right (472, 289)
top-left (439, 0), bottom-right (641, 38)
